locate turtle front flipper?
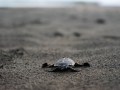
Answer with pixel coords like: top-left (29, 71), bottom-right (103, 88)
top-left (74, 62), bottom-right (90, 67)
top-left (74, 63), bottom-right (83, 67)
top-left (82, 62), bottom-right (90, 67)
top-left (42, 63), bottom-right (54, 68)
top-left (42, 63), bottom-right (49, 68)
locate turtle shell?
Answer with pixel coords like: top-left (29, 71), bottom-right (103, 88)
top-left (54, 58), bottom-right (75, 67)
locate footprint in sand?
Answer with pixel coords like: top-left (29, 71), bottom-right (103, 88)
top-left (103, 35), bottom-right (120, 40)
top-left (95, 18), bottom-right (106, 24)
top-left (0, 75), bottom-right (3, 78)
top-left (8, 48), bottom-right (27, 58)
top-left (0, 65), bottom-right (3, 69)
top-left (53, 31), bottom-right (64, 37)
top-left (73, 32), bottom-right (81, 37)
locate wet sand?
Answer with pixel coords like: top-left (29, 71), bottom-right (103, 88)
top-left (0, 6), bottom-right (120, 90)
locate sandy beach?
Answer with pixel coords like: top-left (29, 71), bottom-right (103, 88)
top-left (0, 5), bottom-right (120, 90)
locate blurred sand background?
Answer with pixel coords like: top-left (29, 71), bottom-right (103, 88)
top-left (0, 3), bottom-right (120, 90)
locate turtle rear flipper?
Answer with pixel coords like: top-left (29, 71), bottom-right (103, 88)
top-left (48, 68), bottom-right (60, 72)
top-left (68, 67), bottom-right (79, 72)
top-left (48, 67), bottom-right (79, 72)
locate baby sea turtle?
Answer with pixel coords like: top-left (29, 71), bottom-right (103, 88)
top-left (42, 58), bottom-right (90, 72)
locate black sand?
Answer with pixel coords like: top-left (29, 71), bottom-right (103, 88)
top-left (0, 6), bottom-right (120, 90)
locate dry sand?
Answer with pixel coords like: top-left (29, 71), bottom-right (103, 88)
top-left (0, 6), bottom-right (120, 90)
